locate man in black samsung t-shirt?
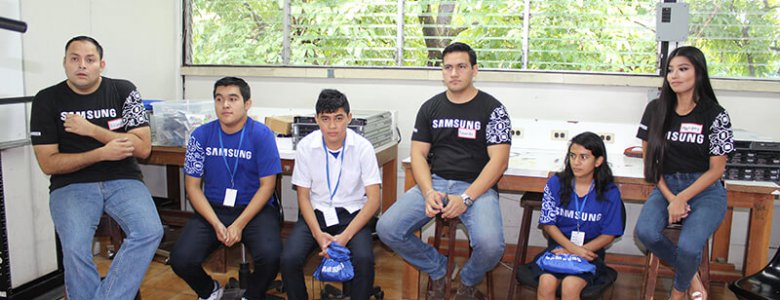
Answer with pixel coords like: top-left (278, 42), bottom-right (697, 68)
top-left (377, 42), bottom-right (511, 300)
top-left (29, 36), bottom-right (163, 300)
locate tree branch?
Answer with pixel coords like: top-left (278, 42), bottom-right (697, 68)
top-left (616, 6), bottom-right (655, 33)
top-left (693, 2), bottom-right (721, 39)
top-left (242, 1), bottom-right (267, 40)
top-left (418, 3), bottom-right (466, 66)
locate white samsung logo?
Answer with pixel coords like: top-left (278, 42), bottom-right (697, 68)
top-left (320, 263), bottom-right (345, 273)
top-left (206, 147), bottom-right (253, 160)
top-left (432, 119), bottom-right (481, 130)
top-left (667, 131), bottom-right (705, 144)
top-left (555, 207), bottom-right (603, 222)
top-left (60, 109), bottom-right (117, 121)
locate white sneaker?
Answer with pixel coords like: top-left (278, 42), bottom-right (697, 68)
top-left (198, 281), bottom-right (223, 300)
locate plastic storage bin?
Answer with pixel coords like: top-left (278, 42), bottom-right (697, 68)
top-left (150, 100), bottom-right (215, 146)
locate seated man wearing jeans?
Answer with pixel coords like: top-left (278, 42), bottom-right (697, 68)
top-left (377, 42), bottom-right (511, 300)
top-left (30, 35), bottom-right (164, 300)
top-left (280, 89), bottom-right (381, 300)
top-left (169, 77), bottom-right (282, 300)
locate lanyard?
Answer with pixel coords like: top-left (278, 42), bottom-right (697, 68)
top-left (323, 137), bottom-right (346, 206)
top-left (218, 124), bottom-right (246, 188)
top-left (572, 180), bottom-right (594, 231)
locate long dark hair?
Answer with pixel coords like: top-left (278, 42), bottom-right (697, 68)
top-left (644, 46), bottom-right (718, 183)
top-left (556, 132), bottom-right (614, 207)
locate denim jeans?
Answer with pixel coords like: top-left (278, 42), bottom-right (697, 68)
top-left (49, 179), bottom-right (164, 300)
top-left (377, 175), bottom-right (504, 286)
top-left (169, 203), bottom-right (282, 300)
top-left (634, 172), bottom-right (727, 292)
top-left (280, 208), bottom-right (374, 300)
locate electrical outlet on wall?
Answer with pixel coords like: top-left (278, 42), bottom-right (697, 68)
top-left (550, 129), bottom-right (568, 141)
top-left (598, 132), bottom-right (616, 144)
top-left (511, 128), bottom-right (524, 139)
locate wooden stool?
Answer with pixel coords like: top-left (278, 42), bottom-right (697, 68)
top-left (507, 192), bottom-right (543, 300)
top-left (95, 214), bottom-right (127, 258)
top-left (641, 224), bottom-right (710, 300)
top-left (429, 215), bottom-right (494, 299)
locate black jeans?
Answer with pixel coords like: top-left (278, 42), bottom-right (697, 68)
top-left (280, 208), bottom-right (375, 300)
top-left (169, 203), bottom-right (282, 300)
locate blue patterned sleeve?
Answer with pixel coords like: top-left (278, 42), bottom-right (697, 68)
top-left (184, 130), bottom-right (205, 178)
top-left (539, 176), bottom-right (560, 225)
top-left (121, 89), bottom-right (149, 130)
top-left (709, 110), bottom-right (735, 156)
top-left (486, 105), bottom-right (512, 145)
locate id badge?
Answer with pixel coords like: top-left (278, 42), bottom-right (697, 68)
top-left (322, 207), bottom-right (340, 227)
top-left (223, 188), bottom-right (237, 207)
top-left (570, 231), bottom-right (585, 246)
top-left (457, 128), bottom-right (477, 139)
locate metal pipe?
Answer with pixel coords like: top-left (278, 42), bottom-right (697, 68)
top-left (0, 16), bottom-right (27, 33)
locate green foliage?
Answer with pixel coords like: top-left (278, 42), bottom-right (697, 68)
top-left (191, 0), bottom-right (285, 64)
top-left (189, 0), bottom-right (780, 78)
top-left (688, 0), bottom-right (780, 78)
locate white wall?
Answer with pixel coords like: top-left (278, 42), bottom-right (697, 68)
top-left (20, 0), bottom-right (181, 100)
top-left (0, 0), bottom-right (26, 144)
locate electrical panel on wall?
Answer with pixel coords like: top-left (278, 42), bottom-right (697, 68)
top-left (656, 2), bottom-right (689, 42)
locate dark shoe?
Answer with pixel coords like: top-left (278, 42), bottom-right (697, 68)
top-left (426, 276), bottom-right (445, 300)
top-left (454, 284), bottom-right (485, 300)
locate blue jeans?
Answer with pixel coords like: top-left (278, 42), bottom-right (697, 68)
top-left (634, 172), bottom-right (726, 292)
top-left (49, 179), bottom-right (164, 300)
top-left (377, 175), bottom-right (504, 286)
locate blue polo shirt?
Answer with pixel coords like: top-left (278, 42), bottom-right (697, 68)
top-left (538, 175), bottom-right (624, 241)
top-left (184, 117), bottom-right (281, 206)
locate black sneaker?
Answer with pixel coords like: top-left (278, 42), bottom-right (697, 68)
top-left (426, 276), bottom-right (445, 300)
top-left (198, 280), bottom-right (224, 300)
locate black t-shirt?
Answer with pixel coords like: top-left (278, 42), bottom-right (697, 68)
top-left (636, 98), bottom-right (735, 174)
top-left (30, 77), bottom-right (149, 191)
top-left (412, 90), bottom-right (512, 182)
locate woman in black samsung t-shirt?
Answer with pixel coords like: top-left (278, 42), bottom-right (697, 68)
top-left (635, 46), bottom-right (734, 300)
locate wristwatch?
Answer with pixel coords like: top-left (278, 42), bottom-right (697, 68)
top-left (461, 193), bottom-right (474, 208)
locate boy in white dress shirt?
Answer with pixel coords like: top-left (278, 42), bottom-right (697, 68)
top-left (280, 89), bottom-right (382, 300)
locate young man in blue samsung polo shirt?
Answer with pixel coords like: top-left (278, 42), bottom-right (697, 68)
top-left (169, 77), bottom-right (282, 300)
top-left (280, 89), bottom-right (382, 300)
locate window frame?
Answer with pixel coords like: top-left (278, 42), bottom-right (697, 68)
top-left (182, 0), bottom-right (780, 92)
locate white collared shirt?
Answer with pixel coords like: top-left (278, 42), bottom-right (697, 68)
top-left (291, 129), bottom-right (382, 214)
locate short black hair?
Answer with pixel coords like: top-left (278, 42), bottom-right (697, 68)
top-left (213, 76), bottom-right (251, 102)
top-left (65, 36), bottom-right (104, 59)
top-left (442, 42), bottom-right (477, 66)
top-left (315, 89), bottom-right (350, 114)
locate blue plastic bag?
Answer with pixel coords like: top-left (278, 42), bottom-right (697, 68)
top-left (536, 248), bottom-right (597, 274)
top-left (313, 242), bottom-right (354, 282)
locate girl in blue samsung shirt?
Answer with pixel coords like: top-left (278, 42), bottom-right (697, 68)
top-left (534, 131), bottom-right (625, 300)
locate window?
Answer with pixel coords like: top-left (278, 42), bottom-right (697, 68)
top-left (687, 1), bottom-right (780, 79)
top-left (186, 0), bottom-right (780, 79)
